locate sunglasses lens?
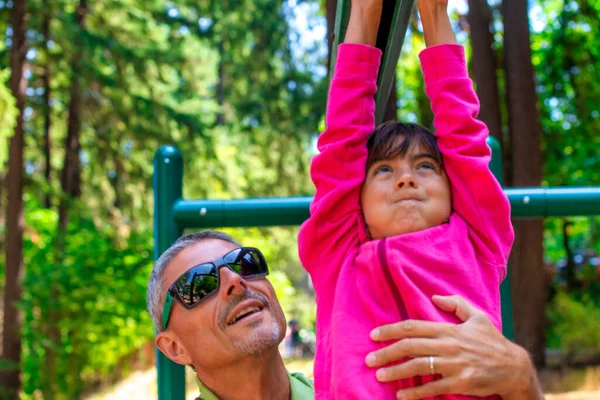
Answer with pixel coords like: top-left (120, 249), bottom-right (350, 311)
top-left (173, 264), bottom-right (219, 306)
top-left (227, 248), bottom-right (268, 277)
top-left (190, 275), bottom-right (219, 303)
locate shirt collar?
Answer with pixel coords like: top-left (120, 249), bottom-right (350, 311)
top-left (195, 370), bottom-right (314, 400)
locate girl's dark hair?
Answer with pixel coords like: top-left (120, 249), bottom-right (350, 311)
top-left (365, 121), bottom-right (443, 172)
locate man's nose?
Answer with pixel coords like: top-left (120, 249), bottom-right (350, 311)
top-left (219, 266), bottom-right (248, 298)
top-left (395, 172), bottom-right (417, 189)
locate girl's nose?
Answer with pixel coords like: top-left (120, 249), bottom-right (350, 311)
top-left (395, 172), bottom-right (417, 189)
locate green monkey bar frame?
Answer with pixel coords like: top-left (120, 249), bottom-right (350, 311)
top-left (154, 144), bottom-right (600, 400)
top-left (153, 1), bottom-right (600, 399)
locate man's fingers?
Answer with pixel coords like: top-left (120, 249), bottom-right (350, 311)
top-left (432, 295), bottom-right (484, 322)
top-left (373, 356), bottom-right (443, 382)
top-left (366, 339), bottom-right (441, 368)
top-left (396, 377), bottom-right (456, 400)
top-left (371, 319), bottom-right (454, 341)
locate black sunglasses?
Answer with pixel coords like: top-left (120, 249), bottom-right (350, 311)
top-left (162, 247), bottom-right (269, 330)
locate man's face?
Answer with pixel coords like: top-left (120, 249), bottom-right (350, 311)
top-left (156, 239), bottom-right (286, 369)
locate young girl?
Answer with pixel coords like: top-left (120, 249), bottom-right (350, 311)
top-left (298, 0), bottom-right (514, 398)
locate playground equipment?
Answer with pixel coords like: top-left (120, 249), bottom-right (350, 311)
top-left (154, 144), bottom-right (600, 400)
top-left (153, 1), bottom-right (600, 399)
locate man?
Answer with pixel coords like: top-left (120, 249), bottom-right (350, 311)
top-left (148, 231), bottom-right (543, 400)
top-left (147, 231), bottom-right (314, 400)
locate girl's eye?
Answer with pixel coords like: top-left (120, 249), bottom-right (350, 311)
top-left (417, 161), bottom-right (436, 171)
top-left (375, 165), bottom-right (391, 175)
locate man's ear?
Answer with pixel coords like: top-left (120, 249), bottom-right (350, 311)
top-left (155, 331), bottom-right (194, 366)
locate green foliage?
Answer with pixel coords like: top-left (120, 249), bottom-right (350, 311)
top-left (531, 0), bottom-right (600, 261)
top-left (547, 290), bottom-right (600, 357)
top-left (20, 196), bottom-right (154, 398)
top-left (1, 0), bottom-right (326, 397)
top-left (544, 217), bottom-right (600, 263)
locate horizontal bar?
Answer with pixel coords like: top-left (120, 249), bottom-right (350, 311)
top-left (174, 197), bottom-right (311, 228)
top-left (173, 187), bottom-right (600, 229)
top-left (507, 187), bottom-right (600, 218)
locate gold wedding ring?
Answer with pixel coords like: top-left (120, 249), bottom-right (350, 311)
top-left (429, 355), bottom-right (435, 375)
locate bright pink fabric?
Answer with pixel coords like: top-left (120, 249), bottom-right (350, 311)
top-left (298, 43), bottom-right (514, 399)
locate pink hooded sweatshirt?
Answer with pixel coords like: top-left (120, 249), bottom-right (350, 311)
top-left (298, 43), bottom-right (514, 399)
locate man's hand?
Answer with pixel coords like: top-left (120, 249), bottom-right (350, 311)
top-left (365, 295), bottom-right (544, 400)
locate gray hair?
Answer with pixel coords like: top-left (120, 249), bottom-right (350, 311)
top-left (147, 231), bottom-right (241, 331)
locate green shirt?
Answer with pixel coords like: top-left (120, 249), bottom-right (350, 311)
top-left (195, 371), bottom-right (314, 400)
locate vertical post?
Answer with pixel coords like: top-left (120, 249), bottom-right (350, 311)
top-left (154, 145), bottom-right (185, 400)
top-left (487, 136), bottom-right (515, 340)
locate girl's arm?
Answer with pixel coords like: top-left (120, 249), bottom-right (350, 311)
top-left (345, 1), bottom-right (382, 46)
top-left (419, 0), bottom-right (456, 47)
top-left (298, 1), bottom-right (382, 282)
top-left (419, 1), bottom-right (514, 266)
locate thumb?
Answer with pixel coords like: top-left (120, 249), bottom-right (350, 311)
top-left (432, 295), bottom-right (480, 322)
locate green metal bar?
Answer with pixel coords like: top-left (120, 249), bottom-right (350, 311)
top-left (487, 137), bottom-right (514, 340)
top-left (172, 188), bottom-right (600, 229)
top-left (508, 187), bottom-right (600, 217)
top-left (329, 0), bottom-right (416, 124)
top-left (154, 146), bottom-right (185, 400)
top-left (174, 197), bottom-right (311, 229)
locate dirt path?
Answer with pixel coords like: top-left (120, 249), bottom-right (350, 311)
top-left (84, 361), bottom-right (599, 400)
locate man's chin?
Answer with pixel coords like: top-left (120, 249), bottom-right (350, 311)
top-left (230, 324), bottom-right (281, 356)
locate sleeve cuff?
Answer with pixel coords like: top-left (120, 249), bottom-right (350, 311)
top-left (334, 43), bottom-right (382, 81)
top-left (419, 44), bottom-right (468, 83)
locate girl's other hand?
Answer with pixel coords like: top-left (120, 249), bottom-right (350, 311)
top-left (344, 0), bottom-right (383, 46)
top-left (351, 0), bottom-right (383, 8)
top-left (417, 0), bottom-right (456, 46)
top-left (418, 0), bottom-right (449, 9)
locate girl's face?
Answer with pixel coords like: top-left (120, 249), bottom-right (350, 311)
top-left (361, 139), bottom-right (451, 239)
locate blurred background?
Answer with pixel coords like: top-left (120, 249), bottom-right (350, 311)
top-left (0, 0), bottom-right (599, 398)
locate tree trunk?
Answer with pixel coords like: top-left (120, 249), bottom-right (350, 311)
top-left (467, 0), bottom-right (505, 182)
top-left (0, 171), bottom-right (4, 243)
top-left (502, 0), bottom-right (546, 368)
top-left (562, 220), bottom-right (579, 291)
top-left (0, 0), bottom-right (28, 396)
top-left (58, 0), bottom-right (87, 232)
top-left (42, 0), bottom-right (52, 209)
